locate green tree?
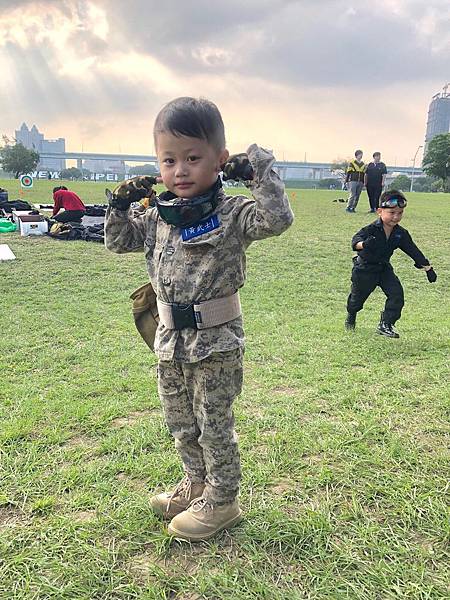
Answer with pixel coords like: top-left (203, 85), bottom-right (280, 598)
top-left (318, 178), bottom-right (341, 189)
top-left (412, 176), bottom-right (437, 193)
top-left (330, 158), bottom-right (350, 172)
top-left (128, 163), bottom-right (158, 176)
top-left (60, 167), bottom-right (82, 180)
top-left (388, 174), bottom-right (410, 191)
top-left (422, 133), bottom-right (450, 192)
top-left (330, 158), bottom-right (350, 185)
top-left (0, 137), bottom-right (40, 178)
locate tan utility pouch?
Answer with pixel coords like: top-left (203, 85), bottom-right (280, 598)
top-left (130, 282), bottom-right (159, 351)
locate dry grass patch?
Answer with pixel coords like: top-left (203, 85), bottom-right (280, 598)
top-left (270, 478), bottom-right (297, 495)
top-left (109, 409), bottom-right (158, 429)
top-left (261, 428), bottom-right (278, 438)
top-left (272, 386), bottom-right (298, 397)
top-left (242, 405), bottom-right (265, 419)
top-left (62, 434), bottom-right (97, 450)
top-left (128, 541), bottom-right (214, 587)
top-left (115, 472), bottom-right (148, 490)
top-left (0, 506), bottom-right (29, 530)
top-left (71, 510), bottom-right (97, 523)
top-left (303, 452), bottom-right (324, 464)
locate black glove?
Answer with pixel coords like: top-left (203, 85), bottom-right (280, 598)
top-left (363, 235), bottom-right (378, 251)
top-left (426, 268), bottom-right (437, 283)
top-left (106, 176), bottom-right (158, 210)
top-left (221, 153), bottom-right (254, 181)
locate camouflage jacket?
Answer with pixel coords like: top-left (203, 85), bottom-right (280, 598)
top-left (105, 144), bottom-right (294, 362)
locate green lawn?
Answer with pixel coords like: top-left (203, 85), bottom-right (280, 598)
top-left (1, 180), bottom-right (449, 599)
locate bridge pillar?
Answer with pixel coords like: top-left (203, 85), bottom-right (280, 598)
top-left (77, 159), bottom-right (82, 169)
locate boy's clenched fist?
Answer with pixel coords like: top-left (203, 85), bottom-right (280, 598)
top-left (106, 176), bottom-right (158, 210)
top-left (221, 154), bottom-right (254, 182)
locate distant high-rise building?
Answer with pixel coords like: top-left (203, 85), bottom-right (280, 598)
top-left (424, 84), bottom-right (450, 151)
top-left (15, 123), bottom-right (66, 171)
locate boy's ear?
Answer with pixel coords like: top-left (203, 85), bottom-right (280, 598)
top-left (376, 208), bottom-right (382, 215)
top-left (218, 149), bottom-right (229, 171)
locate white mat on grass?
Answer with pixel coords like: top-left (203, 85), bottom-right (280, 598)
top-left (0, 244), bottom-right (16, 261)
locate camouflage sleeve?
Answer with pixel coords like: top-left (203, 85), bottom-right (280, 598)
top-left (104, 206), bottom-right (158, 254)
top-left (235, 144), bottom-right (294, 243)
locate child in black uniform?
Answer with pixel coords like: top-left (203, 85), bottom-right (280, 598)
top-left (345, 189), bottom-right (437, 337)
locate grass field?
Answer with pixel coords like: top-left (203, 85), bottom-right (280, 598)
top-left (1, 179), bottom-right (449, 599)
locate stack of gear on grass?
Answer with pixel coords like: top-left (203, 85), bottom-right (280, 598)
top-left (37, 204), bottom-right (108, 216)
top-left (345, 189), bottom-right (437, 338)
top-left (0, 198), bottom-right (33, 217)
top-left (47, 221), bottom-right (104, 243)
top-left (105, 120), bottom-right (294, 542)
top-left (84, 204), bottom-right (108, 217)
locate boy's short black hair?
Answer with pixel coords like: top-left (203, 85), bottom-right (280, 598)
top-left (355, 149), bottom-right (363, 157)
top-left (153, 97), bottom-right (226, 150)
top-left (53, 186), bottom-right (68, 193)
top-left (373, 151), bottom-right (381, 158)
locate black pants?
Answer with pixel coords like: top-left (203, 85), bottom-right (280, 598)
top-left (347, 264), bottom-right (404, 324)
top-left (54, 210), bottom-right (85, 223)
top-left (367, 184), bottom-right (382, 211)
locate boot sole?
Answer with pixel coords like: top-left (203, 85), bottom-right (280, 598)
top-left (167, 510), bottom-right (243, 541)
top-left (376, 330), bottom-right (399, 338)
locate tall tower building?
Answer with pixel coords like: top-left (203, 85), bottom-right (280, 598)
top-left (424, 84), bottom-right (450, 151)
top-left (15, 123), bottom-right (66, 170)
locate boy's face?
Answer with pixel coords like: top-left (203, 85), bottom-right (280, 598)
top-left (377, 207), bottom-right (404, 227)
top-left (156, 132), bottom-right (229, 199)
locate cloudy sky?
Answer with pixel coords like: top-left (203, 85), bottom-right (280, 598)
top-left (0, 0), bottom-right (449, 165)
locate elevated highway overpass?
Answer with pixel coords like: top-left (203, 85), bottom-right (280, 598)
top-left (38, 151), bottom-right (424, 179)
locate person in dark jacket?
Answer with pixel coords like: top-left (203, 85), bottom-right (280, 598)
top-left (52, 186), bottom-right (86, 222)
top-left (345, 189), bottom-right (437, 337)
top-left (365, 152), bottom-right (387, 212)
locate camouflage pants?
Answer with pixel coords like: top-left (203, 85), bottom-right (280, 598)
top-left (158, 348), bottom-right (243, 505)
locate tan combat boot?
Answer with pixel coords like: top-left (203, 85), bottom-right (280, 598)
top-left (150, 477), bottom-right (205, 520)
top-left (167, 497), bottom-right (242, 541)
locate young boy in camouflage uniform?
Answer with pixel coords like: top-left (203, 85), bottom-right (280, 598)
top-left (105, 97), bottom-right (294, 541)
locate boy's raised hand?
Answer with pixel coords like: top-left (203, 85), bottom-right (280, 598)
top-left (221, 153), bottom-right (254, 182)
top-left (106, 176), bottom-right (162, 210)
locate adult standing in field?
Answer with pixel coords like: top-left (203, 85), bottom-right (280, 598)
top-left (345, 150), bottom-right (366, 213)
top-left (365, 152), bottom-right (387, 213)
top-left (52, 186), bottom-right (86, 222)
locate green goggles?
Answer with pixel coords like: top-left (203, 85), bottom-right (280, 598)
top-left (380, 196), bottom-right (407, 208)
top-left (155, 179), bottom-right (222, 228)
